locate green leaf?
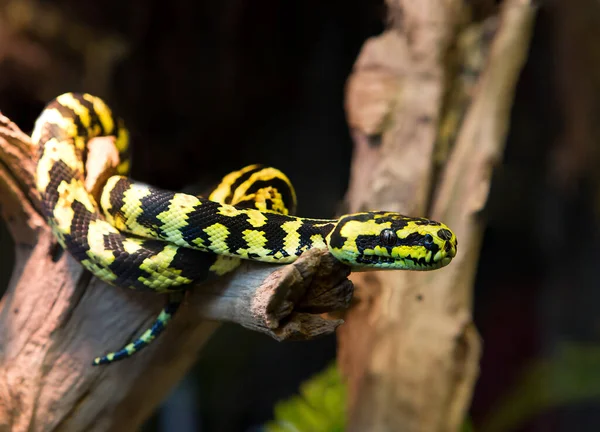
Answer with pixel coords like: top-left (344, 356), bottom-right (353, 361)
top-left (265, 363), bottom-right (346, 432)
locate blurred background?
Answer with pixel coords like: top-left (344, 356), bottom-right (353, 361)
top-left (1, 0), bottom-right (600, 431)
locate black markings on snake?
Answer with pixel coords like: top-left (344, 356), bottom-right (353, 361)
top-left (107, 177), bottom-right (128, 219)
top-left (43, 160), bottom-right (80, 215)
top-left (64, 201), bottom-right (97, 261)
top-left (136, 187), bottom-right (172, 236)
top-left (71, 94), bottom-right (107, 136)
top-left (223, 165), bottom-right (264, 204)
top-left (53, 102), bottom-right (86, 140)
top-left (437, 228), bottom-right (453, 240)
top-left (243, 178), bottom-right (296, 214)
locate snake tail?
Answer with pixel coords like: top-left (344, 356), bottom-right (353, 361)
top-left (92, 292), bottom-right (183, 365)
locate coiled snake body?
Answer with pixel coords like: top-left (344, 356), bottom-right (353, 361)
top-left (32, 93), bottom-right (457, 365)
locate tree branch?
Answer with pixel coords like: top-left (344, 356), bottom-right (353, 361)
top-left (0, 113), bottom-right (352, 431)
top-left (339, 1), bottom-right (536, 431)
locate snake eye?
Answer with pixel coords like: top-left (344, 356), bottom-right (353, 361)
top-left (380, 229), bottom-right (397, 246)
top-left (423, 234), bottom-right (434, 247)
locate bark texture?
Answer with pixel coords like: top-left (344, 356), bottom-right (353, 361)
top-left (338, 1), bottom-right (536, 431)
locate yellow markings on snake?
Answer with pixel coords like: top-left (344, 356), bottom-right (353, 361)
top-left (36, 138), bottom-right (84, 191)
top-left (208, 164), bottom-right (261, 203)
top-left (341, 219), bottom-right (392, 237)
top-left (53, 178), bottom-right (96, 233)
top-left (394, 225), bottom-right (420, 239)
top-left (31, 108), bottom-right (78, 147)
top-left (209, 256), bottom-right (242, 276)
top-left (86, 94), bottom-right (116, 135)
top-left (122, 238), bottom-right (144, 255)
top-left (52, 199), bottom-right (74, 235)
top-left (116, 159), bottom-right (130, 175)
top-left (100, 176), bottom-right (122, 225)
top-left (231, 168), bottom-right (281, 200)
top-left (138, 244), bottom-right (193, 291)
top-left (202, 223), bottom-right (230, 254)
top-left (118, 184), bottom-right (154, 236)
top-left (245, 209), bottom-right (268, 228)
top-left (265, 190), bottom-right (290, 214)
top-left (64, 178), bottom-right (96, 211)
top-left (115, 129), bottom-right (129, 154)
top-left (281, 219), bottom-right (303, 258)
top-left (241, 188), bottom-right (288, 214)
top-left (310, 234), bottom-right (326, 249)
top-left (236, 168), bottom-right (296, 211)
top-left (86, 219), bottom-right (119, 264)
top-left (54, 94), bottom-right (94, 151)
top-left (368, 245), bottom-right (389, 257)
top-left (217, 205), bottom-right (243, 218)
top-left (57, 93), bottom-right (92, 129)
top-left (394, 245), bottom-right (427, 260)
top-left (81, 259), bottom-right (118, 283)
top-left (435, 251), bottom-right (443, 262)
top-left (240, 229), bottom-right (270, 258)
top-left (156, 193), bottom-right (201, 244)
top-left (338, 219), bottom-right (392, 252)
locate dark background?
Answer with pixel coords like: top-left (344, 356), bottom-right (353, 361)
top-left (2, 1), bottom-right (600, 431)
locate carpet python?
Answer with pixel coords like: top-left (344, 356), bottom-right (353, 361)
top-left (32, 93), bottom-right (458, 366)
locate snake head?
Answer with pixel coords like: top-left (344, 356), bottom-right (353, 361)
top-left (327, 211), bottom-right (457, 271)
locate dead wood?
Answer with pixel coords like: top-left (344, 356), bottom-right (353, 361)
top-left (338, 1), bottom-right (536, 431)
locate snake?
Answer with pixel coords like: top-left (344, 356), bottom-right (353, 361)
top-left (32, 93), bottom-right (458, 366)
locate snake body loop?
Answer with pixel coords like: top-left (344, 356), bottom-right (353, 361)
top-left (32, 93), bottom-right (458, 365)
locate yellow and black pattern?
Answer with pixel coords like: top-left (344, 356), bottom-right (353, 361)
top-left (92, 165), bottom-right (297, 365)
top-left (32, 93), bottom-right (458, 366)
top-left (33, 93), bottom-right (212, 293)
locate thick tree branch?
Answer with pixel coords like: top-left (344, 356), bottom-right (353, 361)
top-left (0, 114), bottom-right (352, 431)
top-left (339, 1), bottom-right (536, 431)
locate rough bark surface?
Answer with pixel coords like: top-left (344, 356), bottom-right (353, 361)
top-left (338, 1), bottom-right (536, 431)
top-left (0, 115), bottom-right (353, 431)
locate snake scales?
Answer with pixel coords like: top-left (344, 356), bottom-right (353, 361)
top-left (32, 93), bottom-right (458, 365)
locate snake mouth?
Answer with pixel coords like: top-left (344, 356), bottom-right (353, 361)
top-left (352, 253), bottom-right (453, 271)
